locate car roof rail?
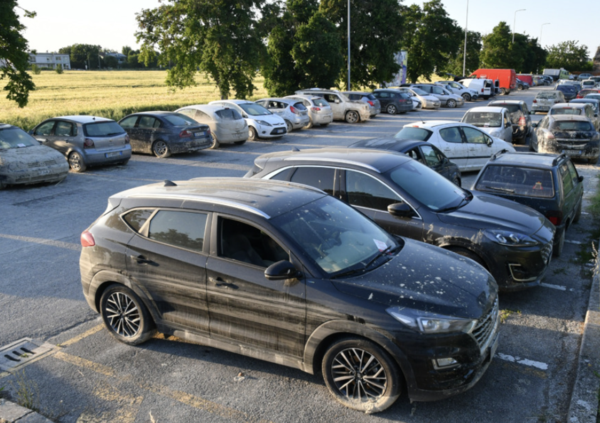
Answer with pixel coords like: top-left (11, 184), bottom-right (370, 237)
top-left (490, 149), bottom-right (509, 161)
top-left (552, 153), bottom-right (566, 166)
top-left (164, 180), bottom-right (177, 187)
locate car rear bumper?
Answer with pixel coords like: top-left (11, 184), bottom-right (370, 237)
top-left (84, 145), bottom-right (132, 165)
top-left (359, 110), bottom-right (371, 121)
top-left (543, 140), bottom-right (600, 159)
top-left (215, 130), bottom-right (248, 144)
top-left (291, 115), bottom-right (311, 129)
top-left (169, 137), bottom-right (212, 153)
top-left (311, 112), bottom-right (333, 125)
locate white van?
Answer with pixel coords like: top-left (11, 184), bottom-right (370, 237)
top-left (459, 79), bottom-right (495, 100)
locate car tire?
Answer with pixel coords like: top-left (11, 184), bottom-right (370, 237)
top-left (345, 111), bottom-right (360, 124)
top-left (321, 123), bottom-right (330, 127)
top-left (574, 201), bottom-right (582, 224)
top-left (210, 134), bottom-right (220, 149)
top-left (68, 151), bottom-right (87, 172)
top-left (462, 93), bottom-right (471, 102)
top-left (0, 180), bottom-right (6, 190)
top-left (234, 140), bottom-right (246, 145)
top-left (554, 229), bottom-right (565, 258)
top-left (100, 284), bottom-right (156, 346)
top-left (322, 337), bottom-right (402, 414)
top-left (447, 247), bottom-right (487, 269)
top-left (386, 104), bottom-right (397, 115)
top-left (304, 119), bottom-right (314, 129)
top-left (248, 127), bottom-right (258, 141)
top-left (483, 96), bottom-right (489, 100)
top-left (285, 120), bottom-right (293, 133)
top-left (518, 85), bottom-right (524, 91)
top-left (152, 140), bottom-right (171, 158)
top-left (446, 99), bottom-right (457, 108)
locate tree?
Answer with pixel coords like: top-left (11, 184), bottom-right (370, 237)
top-left (136, 0), bottom-right (267, 99)
top-left (401, 0), bottom-right (462, 83)
top-left (440, 31), bottom-right (482, 77)
top-left (0, 1), bottom-right (36, 107)
top-left (546, 41), bottom-right (590, 72)
top-left (480, 22), bottom-right (513, 69)
top-left (103, 55), bottom-right (118, 69)
top-left (59, 44), bottom-right (102, 69)
top-left (320, 0), bottom-right (404, 88)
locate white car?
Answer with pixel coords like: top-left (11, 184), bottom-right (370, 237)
top-left (396, 121), bottom-right (516, 171)
top-left (460, 107), bottom-right (513, 143)
top-left (459, 79), bottom-right (495, 100)
top-left (255, 98), bottom-right (310, 132)
top-left (435, 81), bottom-right (479, 102)
top-left (581, 80), bottom-right (597, 89)
top-left (208, 100), bottom-right (287, 140)
top-left (284, 95), bottom-right (334, 128)
top-left (394, 87), bottom-right (441, 109)
top-left (175, 104), bottom-right (248, 148)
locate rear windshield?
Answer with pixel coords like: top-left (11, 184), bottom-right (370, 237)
top-left (163, 113), bottom-right (197, 126)
top-left (490, 104), bottom-right (521, 114)
top-left (239, 103), bottom-right (272, 116)
top-left (411, 88), bottom-right (428, 96)
top-left (312, 98), bottom-right (329, 107)
top-left (84, 121), bottom-right (125, 137)
top-left (395, 127), bottom-right (433, 141)
top-left (292, 102), bottom-right (308, 111)
top-left (550, 108), bottom-right (582, 116)
top-left (215, 108), bottom-right (243, 120)
top-left (0, 128), bottom-right (38, 149)
top-left (553, 121), bottom-right (594, 131)
top-left (475, 166), bottom-right (554, 199)
top-left (463, 112), bottom-right (502, 128)
top-left (366, 94), bottom-right (377, 100)
top-left (537, 92), bottom-right (560, 99)
top-left (557, 86), bottom-right (577, 93)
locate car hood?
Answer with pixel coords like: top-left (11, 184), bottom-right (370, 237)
top-left (249, 114), bottom-right (285, 125)
top-left (0, 145), bottom-right (66, 169)
top-left (437, 191), bottom-right (548, 236)
top-left (331, 238), bottom-right (497, 319)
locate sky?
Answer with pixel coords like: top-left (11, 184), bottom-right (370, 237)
top-left (17, 0), bottom-right (599, 59)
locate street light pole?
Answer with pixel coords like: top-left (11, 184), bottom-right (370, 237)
top-left (462, 0), bottom-right (469, 77)
top-left (539, 22), bottom-right (550, 46)
top-left (512, 9), bottom-right (526, 43)
top-left (347, 0), bottom-right (351, 91)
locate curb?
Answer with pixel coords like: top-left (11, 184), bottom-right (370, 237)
top-left (567, 238), bottom-right (600, 423)
top-left (0, 399), bottom-right (53, 423)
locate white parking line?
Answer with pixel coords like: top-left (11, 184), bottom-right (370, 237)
top-left (541, 283), bottom-right (567, 291)
top-left (496, 353), bottom-right (548, 370)
top-left (581, 212), bottom-right (590, 215)
top-left (565, 240), bottom-right (584, 245)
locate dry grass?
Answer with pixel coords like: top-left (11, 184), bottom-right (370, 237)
top-left (0, 71), bottom-right (269, 130)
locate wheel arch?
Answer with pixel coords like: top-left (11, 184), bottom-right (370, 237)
top-left (436, 238), bottom-right (490, 271)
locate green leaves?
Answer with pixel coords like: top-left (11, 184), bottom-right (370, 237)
top-left (546, 41), bottom-right (590, 72)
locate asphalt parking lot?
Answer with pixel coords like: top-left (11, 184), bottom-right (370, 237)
top-left (1, 87), bottom-right (598, 423)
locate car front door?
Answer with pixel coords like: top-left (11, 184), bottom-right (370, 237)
top-left (33, 120), bottom-right (57, 150)
top-left (436, 126), bottom-right (469, 169)
top-left (559, 162), bottom-right (578, 224)
top-left (461, 126), bottom-right (492, 170)
top-left (52, 120), bottom-right (76, 155)
top-left (324, 94), bottom-right (343, 120)
top-left (205, 216), bottom-right (306, 358)
top-left (137, 116), bottom-right (161, 154)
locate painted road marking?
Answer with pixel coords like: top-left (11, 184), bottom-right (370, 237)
top-left (496, 353), bottom-right (549, 370)
top-left (0, 234), bottom-right (80, 251)
top-left (60, 324), bottom-right (104, 347)
top-left (565, 240), bottom-right (585, 245)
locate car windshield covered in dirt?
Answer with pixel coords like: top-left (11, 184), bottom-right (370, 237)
top-left (0, 127), bottom-right (39, 149)
top-left (554, 120), bottom-right (594, 131)
top-left (475, 166), bottom-right (555, 199)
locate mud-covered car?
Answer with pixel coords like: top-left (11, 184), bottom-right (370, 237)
top-left (532, 91), bottom-right (566, 114)
top-left (295, 89), bottom-right (370, 123)
top-left (488, 100), bottom-right (532, 144)
top-left (531, 115), bottom-right (600, 163)
top-left (0, 124), bottom-right (68, 189)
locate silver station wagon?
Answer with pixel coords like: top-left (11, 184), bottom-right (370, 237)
top-left (31, 116), bottom-right (131, 172)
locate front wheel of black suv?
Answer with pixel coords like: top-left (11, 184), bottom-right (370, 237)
top-left (322, 338), bottom-right (402, 413)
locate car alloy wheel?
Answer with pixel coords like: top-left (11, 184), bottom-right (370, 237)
top-left (304, 118), bottom-right (314, 129)
top-left (210, 134), bottom-right (220, 149)
top-left (68, 151), bottom-right (87, 172)
top-left (447, 99), bottom-right (457, 108)
top-left (386, 104), bottom-right (397, 115)
top-left (462, 93), bottom-right (471, 102)
top-left (248, 127), bottom-right (258, 141)
top-left (285, 120), bottom-right (293, 133)
top-left (345, 111), bottom-right (359, 124)
top-left (152, 140), bottom-right (171, 158)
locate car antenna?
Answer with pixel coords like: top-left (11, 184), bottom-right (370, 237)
top-left (164, 180), bottom-right (177, 187)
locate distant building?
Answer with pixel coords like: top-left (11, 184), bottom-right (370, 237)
top-left (29, 53), bottom-right (71, 70)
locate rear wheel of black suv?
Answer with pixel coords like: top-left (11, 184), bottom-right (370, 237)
top-left (322, 338), bottom-right (402, 413)
top-left (100, 284), bottom-right (155, 345)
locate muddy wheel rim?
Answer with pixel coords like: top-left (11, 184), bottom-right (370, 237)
top-left (69, 153), bottom-right (82, 170)
top-left (448, 100), bottom-right (456, 108)
top-left (105, 292), bottom-right (141, 338)
top-left (286, 121), bottom-right (292, 133)
top-left (347, 112), bottom-right (358, 123)
top-left (331, 348), bottom-right (387, 402)
top-left (154, 141), bottom-right (168, 156)
top-left (387, 105), bottom-right (396, 114)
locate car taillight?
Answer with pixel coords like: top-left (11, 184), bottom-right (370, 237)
top-left (206, 128), bottom-right (211, 135)
top-left (518, 116), bottom-right (526, 126)
top-left (179, 129), bottom-right (193, 138)
top-left (125, 134), bottom-right (130, 144)
top-left (81, 231), bottom-right (95, 247)
top-left (367, 100), bottom-right (374, 106)
top-left (533, 99), bottom-right (537, 103)
top-left (481, 88), bottom-right (484, 93)
top-left (83, 138), bottom-right (94, 148)
top-left (290, 106), bottom-right (298, 114)
top-left (546, 214), bottom-right (562, 226)
top-left (311, 107), bottom-right (321, 112)
top-left (546, 133), bottom-right (555, 139)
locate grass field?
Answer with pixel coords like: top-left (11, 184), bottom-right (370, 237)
top-left (0, 71), bottom-right (269, 130)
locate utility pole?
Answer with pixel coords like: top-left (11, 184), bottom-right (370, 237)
top-left (462, 0), bottom-right (469, 77)
top-left (512, 9), bottom-right (525, 43)
top-left (347, 0), bottom-right (351, 91)
top-left (539, 23), bottom-right (550, 46)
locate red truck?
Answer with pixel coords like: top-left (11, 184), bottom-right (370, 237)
top-left (470, 69), bottom-right (517, 95)
top-left (517, 74), bottom-right (533, 86)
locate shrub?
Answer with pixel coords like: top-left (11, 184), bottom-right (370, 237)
top-left (31, 64), bottom-right (41, 75)
top-left (55, 64), bottom-right (63, 74)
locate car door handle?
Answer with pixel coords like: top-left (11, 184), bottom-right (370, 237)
top-left (132, 255), bottom-right (155, 265)
top-left (212, 277), bottom-right (238, 289)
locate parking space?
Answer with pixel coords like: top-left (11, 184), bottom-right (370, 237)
top-left (1, 87), bottom-right (598, 422)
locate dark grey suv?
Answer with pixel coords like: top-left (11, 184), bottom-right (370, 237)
top-left (80, 178), bottom-right (498, 412)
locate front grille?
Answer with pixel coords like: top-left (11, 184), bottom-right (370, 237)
top-left (471, 297), bottom-right (498, 352)
top-left (541, 242), bottom-right (552, 264)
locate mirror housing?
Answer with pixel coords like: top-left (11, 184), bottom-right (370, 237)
top-left (486, 137), bottom-right (493, 146)
top-left (579, 175), bottom-right (584, 183)
top-left (388, 202), bottom-right (415, 218)
top-left (532, 122), bottom-right (539, 128)
top-left (335, 99), bottom-right (340, 104)
top-left (265, 260), bottom-right (300, 281)
top-left (28, 129), bottom-right (34, 135)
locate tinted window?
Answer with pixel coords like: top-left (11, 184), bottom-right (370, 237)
top-left (346, 170), bottom-right (401, 211)
top-left (553, 121), bottom-right (594, 131)
top-left (475, 166), bottom-right (555, 198)
top-left (148, 211), bottom-right (207, 252)
top-left (119, 116), bottom-right (138, 129)
top-left (366, 94), bottom-right (377, 100)
top-left (270, 167), bottom-right (295, 181)
top-left (463, 112), bottom-right (502, 128)
top-left (290, 167), bottom-right (335, 195)
top-left (490, 104), bottom-right (522, 114)
top-left (324, 94), bottom-right (340, 103)
top-left (293, 102), bottom-right (307, 111)
top-left (163, 113), bottom-right (197, 126)
top-left (123, 209), bottom-right (154, 232)
top-left (35, 121), bottom-right (55, 136)
top-left (0, 128), bottom-right (38, 149)
top-left (405, 148), bottom-right (422, 162)
top-left (439, 127), bottom-right (464, 143)
top-left (567, 160), bottom-right (579, 183)
top-left (376, 92), bottom-right (389, 98)
top-left (312, 98), bottom-right (329, 107)
top-left (395, 127), bottom-right (433, 141)
top-left (432, 86), bottom-right (445, 95)
top-left (84, 121), bottom-right (126, 137)
top-left (420, 145), bottom-right (442, 167)
top-left (215, 109), bottom-right (243, 120)
top-left (559, 163), bottom-right (574, 194)
top-left (55, 121), bottom-right (75, 136)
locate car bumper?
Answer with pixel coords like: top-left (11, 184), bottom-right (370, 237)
top-left (215, 130), bottom-right (248, 144)
top-left (291, 116), bottom-right (311, 129)
top-left (256, 125), bottom-right (287, 138)
top-left (1, 162), bottom-right (69, 186)
top-left (543, 140), bottom-right (600, 160)
top-left (370, 106), bottom-right (381, 116)
top-left (423, 101), bottom-right (441, 109)
top-left (311, 112), bottom-right (333, 125)
top-left (359, 110), bottom-right (371, 121)
top-left (84, 145), bottom-right (132, 165)
top-left (169, 137), bottom-right (212, 153)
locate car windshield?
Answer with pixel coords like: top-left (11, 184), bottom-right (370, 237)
top-left (83, 121), bottom-right (125, 137)
top-left (292, 102), bottom-right (308, 111)
top-left (0, 128), bottom-right (38, 149)
top-left (271, 196), bottom-right (399, 276)
top-left (215, 108), bottom-right (243, 120)
top-left (387, 161), bottom-right (467, 211)
top-left (550, 108), bottom-right (582, 116)
top-left (239, 103), bottom-right (272, 116)
top-left (463, 112), bottom-right (502, 127)
top-left (554, 121), bottom-right (594, 131)
top-left (395, 127), bottom-right (433, 141)
top-left (475, 166), bottom-right (555, 199)
top-left (163, 113), bottom-right (197, 126)
top-left (411, 88), bottom-right (428, 96)
top-left (537, 92), bottom-right (559, 99)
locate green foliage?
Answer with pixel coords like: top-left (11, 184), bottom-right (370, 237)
top-left (55, 64), bottom-right (63, 74)
top-left (59, 44), bottom-right (102, 69)
top-left (104, 55), bottom-right (118, 69)
top-left (0, 0), bottom-right (36, 107)
top-left (31, 64), bottom-right (41, 75)
top-left (401, 0), bottom-right (462, 83)
top-left (440, 31), bottom-right (482, 77)
top-left (320, 0), bottom-right (404, 88)
top-left (546, 41), bottom-right (590, 72)
top-left (12, 370), bottom-right (39, 412)
top-left (136, 0), bottom-right (267, 100)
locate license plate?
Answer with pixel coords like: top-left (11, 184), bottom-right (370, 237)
top-left (194, 132), bottom-right (206, 137)
top-left (275, 128), bottom-right (285, 134)
top-left (562, 150), bottom-right (582, 156)
top-left (105, 151), bottom-right (122, 158)
top-left (39, 169), bottom-right (49, 175)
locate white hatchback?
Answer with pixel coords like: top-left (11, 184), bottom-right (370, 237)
top-left (397, 121), bottom-right (516, 171)
top-left (209, 100), bottom-right (287, 140)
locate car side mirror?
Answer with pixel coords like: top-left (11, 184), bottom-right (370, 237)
top-left (265, 260), bottom-right (300, 281)
top-left (532, 122), bottom-right (538, 128)
top-left (486, 138), bottom-right (493, 146)
top-left (28, 129), bottom-right (34, 135)
top-left (578, 176), bottom-right (584, 183)
top-left (335, 100), bottom-right (340, 104)
top-left (242, 113), bottom-right (248, 118)
top-left (388, 202), bottom-right (415, 218)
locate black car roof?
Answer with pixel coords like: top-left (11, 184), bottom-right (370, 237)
top-left (349, 138), bottom-right (426, 152)
top-left (490, 152), bottom-right (564, 168)
top-left (112, 178), bottom-right (327, 220)
top-left (259, 148), bottom-right (412, 174)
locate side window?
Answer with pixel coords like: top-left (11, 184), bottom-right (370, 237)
top-left (503, 114), bottom-right (510, 127)
top-left (147, 210), bottom-right (207, 252)
top-left (119, 116), bottom-right (138, 129)
top-left (55, 121), bottom-right (74, 136)
top-left (345, 170), bottom-right (402, 211)
top-left (405, 148), bottom-right (422, 162)
top-left (269, 167), bottom-right (295, 181)
top-left (325, 94), bottom-right (340, 103)
top-left (559, 163), bottom-right (574, 194)
top-left (290, 167), bottom-right (335, 195)
top-left (35, 120), bottom-right (55, 136)
top-left (462, 127), bottom-right (487, 144)
top-left (420, 145), bottom-right (442, 167)
top-left (194, 110), bottom-right (211, 121)
top-left (219, 218), bottom-right (288, 267)
top-left (439, 127), bottom-right (463, 143)
top-left (122, 209), bottom-right (155, 233)
top-left (566, 160), bottom-right (579, 183)
top-left (138, 116), bottom-right (158, 129)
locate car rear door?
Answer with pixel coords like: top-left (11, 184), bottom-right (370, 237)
top-left (461, 126), bottom-right (493, 170)
top-left (374, 92), bottom-right (390, 109)
top-left (118, 115), bottom-right (141, 152)
top-left (136, 116), bottom-right (161, 153)
top-left (435, 126), bottom-right (469, 170)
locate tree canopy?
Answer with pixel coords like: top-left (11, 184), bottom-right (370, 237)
top-left (546, 41), bottom-right (590, 72)
top-left (0, 1), bottom-right (35, 107)
top-left (59, 44), bottom-right (102, 69)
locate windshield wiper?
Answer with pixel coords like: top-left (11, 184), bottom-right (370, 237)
top-left (437, 192), bottom-right (472, 212)
top-left (363, 245), bottom-right (398, 270)
top-left (485, 186), bottom-right (515, 193)
top-left (331, 267), bottom-right (368, 279)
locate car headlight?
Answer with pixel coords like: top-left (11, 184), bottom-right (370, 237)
top-left (484, 230), bottom-right (539, 247)
top-left (386, 307), bottom-right (477, 334)
top-left (256, 120), bottom-right (272, 127)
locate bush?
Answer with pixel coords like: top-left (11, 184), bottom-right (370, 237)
top-left (55, 64), bottom-right (63, 74)
top-left (31, 64), bottom-right (41, 75)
